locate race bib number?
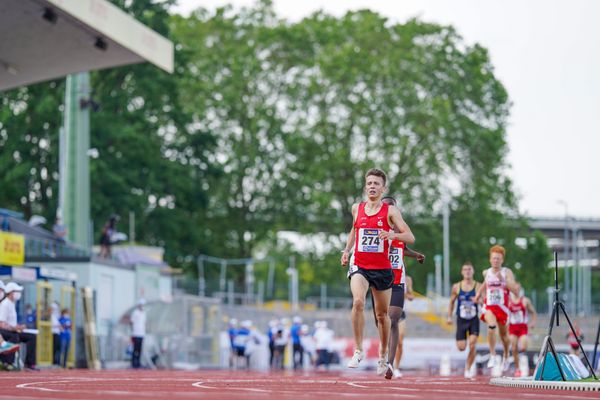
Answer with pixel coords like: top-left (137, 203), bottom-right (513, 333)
top-left (510, 310), bottom-right (525, 324)
top-left (459, 302), bottom-right (477, 319)
top-left (357, 228), bottom-right (383, 253)
top-left (388, 246), bottom-right (404, 270)
top-left (486, 288), bottom-right (503, 306)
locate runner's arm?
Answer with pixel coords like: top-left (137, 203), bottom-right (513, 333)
top-left (405, 276), bottom-right (415, 301)
top-left (404, 247), bottom-right (425, 264)
top-left (473, 279), bottom-right (486, 303)
top-left (447, 283), bottom-right (459, 324)
top-left (340, 204), bottom-right (358, 266)
top-left (381, 206), bottom-right (415, 244)
top-left (525, 297), bottom-right (537, 328)
top-left (505, 269), bottom-right (521, 295)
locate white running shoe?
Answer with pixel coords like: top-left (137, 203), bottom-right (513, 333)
top-left (487, 355), bottom-right (496, 368)
top-left (501, 357), bottom-right (510, 372)
top-left (376, 357), bottom-right (388, 375)
top-left (347, 350), bottom-right (363, 368)
top-left (393, 369), bottom-right (403, 378)
top-left (464, 368), bottom-right (476, 379)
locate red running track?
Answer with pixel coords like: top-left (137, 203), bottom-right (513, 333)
top-left (0, 370), bottom-right (597, 400)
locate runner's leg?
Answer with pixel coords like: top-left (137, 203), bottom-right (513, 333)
top-left (371, 287), bottom-right (392, 358)
top-left (350, 274), bottom-right (370, 352)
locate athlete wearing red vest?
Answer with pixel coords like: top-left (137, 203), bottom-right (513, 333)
top-left (378, 196), bottom-right (424, 379)
top-left (340, 168), bottom-right (415, 380)
top-left (508, 290), bottom-right (536, 377)
top-left (474, 245), bottom-right (520, 373)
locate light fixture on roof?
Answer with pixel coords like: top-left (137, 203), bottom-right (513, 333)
top-left (42, 7), bottom-right (57, 24)
top-left (1, 61), bottom-right (18, 76)
top-left (94, 37), bottom-right (108, 51)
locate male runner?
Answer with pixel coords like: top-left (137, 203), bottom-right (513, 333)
top-left (508, 288), bottom-right (537, 377)
top-left (393, 275), bottom-right (416, 378)
top-left (474, 245), bottom-right (520, 372)
top-left (447, 262), bottom-right (481, 378)
top-left (340, 168), bottom-right (415, 378)
top-left (378, 195), bottom-right (424, 379)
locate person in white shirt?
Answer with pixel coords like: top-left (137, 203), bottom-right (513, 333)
top-left (0, 281), bottom-right (19, 355)
top-left (314, 321), bottom-right (334, 369)
top-left (0, 282), bottom-right (37, 369)
top-left (51, 301), bottom-right (61, 365)
top-left (130, 299), bottom-right (146, 369)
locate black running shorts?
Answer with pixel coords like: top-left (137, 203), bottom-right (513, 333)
top-left (390, 283), bottom-right (405, 308)
top-left (456, 316), bottom-right (480, 341)
top-left (348, 266), bottom-right (393, 291)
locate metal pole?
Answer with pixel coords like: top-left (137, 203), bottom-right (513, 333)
top-left (571, 226), bottom-right (578, 314)
top-left (578, 231), bottom-right (584, 315)
top-left (245, 262), bottom-right (254, 305)
top-left (320, 283), bottom-right (327, 309)
top-left (434, 254), bottom-right (442, 297)
top-left (227, 279), bottom-right (234, 305)
top-left (219, 260), bottom-right (227, 292)
top-left (197, 256), bottom-right (205, 297)
top-left (129, 211), bottom-right (135, 244)
top-left (257, 280), bottom-right (264, 307)
top-left (267, 259), bottom-right (275, 298)
top-left (557, 201), bottom-right (569, 302)
top-left (288, 256), bottom-right (298, 311)
top-left (442, 202), bottom-right (450, 297)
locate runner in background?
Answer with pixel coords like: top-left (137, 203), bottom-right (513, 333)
top-left (508, 288), bottom-right (537, 377)
top-left (393, 275), bottom-right (416, 378)
top-left (474, 245), bottom-right (520, 372)
top-left (447, 262), bottom-right (481, 378)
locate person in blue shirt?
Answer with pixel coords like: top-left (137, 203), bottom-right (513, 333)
top-left (291, 316), bottom-right (304, 370)
top-left (232, 320), bottom-right (251, 369)
top-left (58, 308), bottom-right (72, 368)
top-left (24, 304), bottom-right (36, 329)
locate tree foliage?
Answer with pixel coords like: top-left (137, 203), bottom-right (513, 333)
top-left (0, 1), bottom-right (550, 296)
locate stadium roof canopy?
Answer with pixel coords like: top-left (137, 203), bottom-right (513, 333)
top-left (0, 0), bottom-right (173, 92)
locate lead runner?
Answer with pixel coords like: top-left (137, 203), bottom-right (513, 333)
top-left (340, 168), bottom-right (415, 377)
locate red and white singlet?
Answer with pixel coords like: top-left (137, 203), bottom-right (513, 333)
top-left (508, 297), bottom-right (528, 326)
top-left (353, 202), bottom-right (392, 270)
top-left (389, 240), bottom-right (406, 285)
top-left (480, 267), bottom-right (510, 324)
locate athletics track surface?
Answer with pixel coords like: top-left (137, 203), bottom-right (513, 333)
top-left (0, 369), bottom-right (598, 400)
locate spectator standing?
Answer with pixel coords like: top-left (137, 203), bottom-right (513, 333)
top-left (99, 214), bottom-right (119, 258)
top-left (24, 304), bottom-right (36, 329)
top-left (291, 316), bottom-right (304, 370)
top-left (51, 302), bottom-right (61, 365)
top-left (52, 217), bottom-right (68, 242)
top-left (314, 321), bottom-right (334, 370)
top-left (130, 299), bottom-right (146, 368)
top-left (58, 308), bottom-right (72, 368)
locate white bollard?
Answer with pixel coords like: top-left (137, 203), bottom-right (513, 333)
top-left (440, 353), bottom-right (452, 376)
top-left (519, 354), bottom-right (529, 377)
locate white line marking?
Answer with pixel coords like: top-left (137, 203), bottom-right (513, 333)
top-left (191, 381), bottom-right (217, 389)
top-left (346, 382), bottom-right (369, 388)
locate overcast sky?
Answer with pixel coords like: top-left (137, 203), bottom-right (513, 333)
top-left (173, 0), bottom-right (600, 218)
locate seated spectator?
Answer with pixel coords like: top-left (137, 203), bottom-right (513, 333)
top-left (0, 281), bottom-right (19, 355)
top-left (52, 217), bottom-right (68, 242)
top-left (0, 282), bottom-right (38, 370)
